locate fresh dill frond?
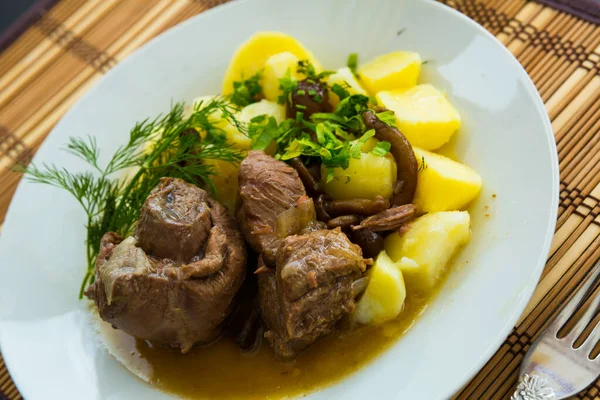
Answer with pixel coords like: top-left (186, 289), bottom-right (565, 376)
top-left (22, 99), bottom-right (244, 298)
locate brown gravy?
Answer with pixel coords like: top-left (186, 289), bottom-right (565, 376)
top-left (99, 289), bottom-right (434, 399)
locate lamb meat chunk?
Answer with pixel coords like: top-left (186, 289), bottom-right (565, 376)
top-left (237, 151), bottom-right (306, 266)
top-left (86, 178), bottom-right (246, 353)
top-left (136, 177), bottom-right (212, 263)
top-left (258, 228), bottom-right (366, 358)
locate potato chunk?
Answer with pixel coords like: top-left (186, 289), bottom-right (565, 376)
top-left (377, 84), bottom-right (461, 150)
top-left (239, 99), bottom-right (286, 123)
top-left (322, 152), bottom-right (396, 200)
top-left (358, 51), bottom-right (421, 95)
top-left (413, 148), bottom-right (482, 212)
top-left (203, 159), bottom-right (239, 212)
top-left (222, 32), bottom-right (321, 95)
top-left (262, 52), bottom-right (303, 101)
top-left (384, 211), bottom-right (471, 292)
top-left (325, 66), bottom-right (367, 107)
top-left (355, 251), bottom-right (406, 325)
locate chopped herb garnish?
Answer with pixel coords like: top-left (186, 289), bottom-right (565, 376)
top-left (313, 94), bottom-right (323, 103)
top-left (308, 89), bottom-right (317, 96)
top-left (277, 68), bottom-right (299, 105)
top-left (419, 156), bottom-right (428, 172)
top-left (347, 53), bottom-right (359, 77)
top-left (335, 94), bottom-right (370, 118)
top-left (371, 141), bottom-right (391, 157)
top-left (297, 60), bottom-right (334, 81)
top-left (295, 104), bottom-right (307, 110)
top-left (397, 28), bottom-right (406, 36)
top-left (230, 72), bottom-right (262, 107)
top-left (331, 83), bottom-right (350, 101)
top-left (297, 89), bottom-right (306, 96)
top-left (376, 110), bottom-right (396, 127)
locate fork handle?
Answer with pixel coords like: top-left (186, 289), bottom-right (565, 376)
top-left (510, 374), bottom-right (556, 400)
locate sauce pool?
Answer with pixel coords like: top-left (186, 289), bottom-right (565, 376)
top-left (98, 290), bottom-right (433, 399)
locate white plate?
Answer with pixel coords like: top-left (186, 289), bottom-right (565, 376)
top-left (0, 0), bottom-right (558, 399)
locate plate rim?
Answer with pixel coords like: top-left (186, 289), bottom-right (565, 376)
top-left (0, 0), bottom-right (560, 399)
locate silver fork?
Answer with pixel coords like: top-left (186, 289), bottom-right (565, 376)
top-left (511, 261), bottom-right (600, 399)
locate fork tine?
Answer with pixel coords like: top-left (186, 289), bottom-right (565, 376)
top-left (567, 268), bottom-right (600, 342)
top-left (580, 319), bottom-right (600, 359)
top-left (549, 261), bottom-right (600, 336)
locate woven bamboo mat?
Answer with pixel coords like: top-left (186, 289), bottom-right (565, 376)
top-left (0, 0), bottom-right (599, 399)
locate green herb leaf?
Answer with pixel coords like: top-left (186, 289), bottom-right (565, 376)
top-left (376, 110), bottom-right (396, 127)
top-left (335, 94), bottom-right (369, 118)
top-left (230, 72), bottom-right (262, 107)
top-left (297, 59), bottom-right (335, 81)
top-left (350, 129), bottom-right (375, 158)
top-left (371, 141), bottom-right (391, 157)
top-left (331, 83), bottom-right (350, 101)
top-left (277, 68), bottom-right (298, 105)
top-left (347, 53), bottom-right (359, 77)
top-left (419, 156), bottom-right (428, 172)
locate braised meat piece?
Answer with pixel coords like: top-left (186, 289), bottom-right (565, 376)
top-left (237, 151), bottom-right (306, 266)
top-left (86, 178), bottom-right (247, 353)
top-left (136, 178), bottom-right (211, 263)
top-left (258, 229), bottom-right (366, 358)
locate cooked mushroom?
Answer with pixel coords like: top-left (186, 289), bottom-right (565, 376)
top-left (290, 158), bottom-right (322, 195)
top-left (362, 110), bottom-right (418, 206)
top-left (352, 204), bottom-right (416, 232)
top-left (315, 194), bottom-right (331, 222)
top-left (324, 196), bottom-right (390, 217)
top-left (350, 229), bottom-right (385, 259)
top-left (327, 215), bottom-right (361, 229)
top-left (287, 79), bottom-right (332, 119)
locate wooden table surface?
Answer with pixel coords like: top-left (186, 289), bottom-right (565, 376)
top-left (0, 1), bottom-right (599, 399)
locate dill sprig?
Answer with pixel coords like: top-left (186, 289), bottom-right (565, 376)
top-left (22, 99), bottom-right (244, 298)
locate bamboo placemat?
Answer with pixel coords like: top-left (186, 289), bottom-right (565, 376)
top-left (0, 0), bottom-right (599, 399)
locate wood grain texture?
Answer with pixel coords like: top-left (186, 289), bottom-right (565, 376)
top-left (0, 0), bottom-right (598, 399)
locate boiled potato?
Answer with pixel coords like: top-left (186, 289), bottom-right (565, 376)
top-left (322, 152), bottom-right (396, 200)
top-left (262, 52), bottom-right (303, 101)
top-left (355, 251), bottom-right (406, 325)
top-left (325, 66), bottom-right (367, 107)
top-left (204, 159), bottom-right (239, 212)
top-left (358, 51), bottom-right (421, 95)
top-left (240, 99), bottom-right (286, 123)
top-left (222, 32), bottom-right (321, 95)
top-left (413, 148), bottom-right (482, 212)
top-left (377, 84), bottom-right (461, 150)
top-left (236, 100), bottom-right (286, 153)
top-left (385, 211), bottom-right (471, 292)
top-left (361, 137), bottom-right (379, 153)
